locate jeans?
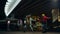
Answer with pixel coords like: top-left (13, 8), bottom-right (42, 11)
top-left (42, 22), bottom-right (47, 32)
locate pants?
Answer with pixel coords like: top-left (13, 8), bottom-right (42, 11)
top-left (30, 25), bottom-right (33, 31)
top-left (42, 22), bottom-right (47, 32)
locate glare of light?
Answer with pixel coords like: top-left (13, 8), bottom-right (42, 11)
top-left (7, 0), bottom-right (14, 2)
top-left (5, 5), bottom-right (8, 7)
top-left (8, 21), bottom-right (10, 24)
top-left (6, 2), bottom-right (10, 5)
top-left (52, 0), bottom-right (58, 2)
top-left (4, 0), bottom-right (21, 17)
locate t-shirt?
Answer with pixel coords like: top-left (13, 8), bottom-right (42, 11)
top-left (42, 16), bottom-right (48, 22)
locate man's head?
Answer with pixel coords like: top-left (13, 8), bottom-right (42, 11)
top-left (42, 14), bottom-right (45, 16)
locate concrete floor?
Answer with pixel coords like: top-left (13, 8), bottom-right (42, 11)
top-left (0, 32), bottom-right (60, 34)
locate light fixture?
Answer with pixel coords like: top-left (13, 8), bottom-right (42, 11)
top-left (4, 0), bottom-right (21, 17)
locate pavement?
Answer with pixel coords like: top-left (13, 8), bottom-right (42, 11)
top-left (0, 31), bottom-right (60, 34)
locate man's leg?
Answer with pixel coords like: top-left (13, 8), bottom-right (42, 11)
top-left (42, 23), bottom-right (47, 33)
top-left (30, 25), bottom-right (33, 31)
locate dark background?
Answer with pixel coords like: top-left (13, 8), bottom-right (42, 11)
top-left (0, 0), bottom-right (60, 32)
top-left (0, 0), bottom-right (52, 31)
top-left (0, 0), bottom-right (52, 20)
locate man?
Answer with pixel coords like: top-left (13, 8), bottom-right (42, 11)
top-left (23, 20), bottom-right (27, 32)
top-left (26, 15), bottom-right (33, 31)
top-left (7, 20), bottom-right (10, 31)
top-left (42, 14), bottom-right (50, 33)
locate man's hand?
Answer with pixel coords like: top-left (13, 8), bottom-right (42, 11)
top-left (47, 17), bottom-right (51, 19)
